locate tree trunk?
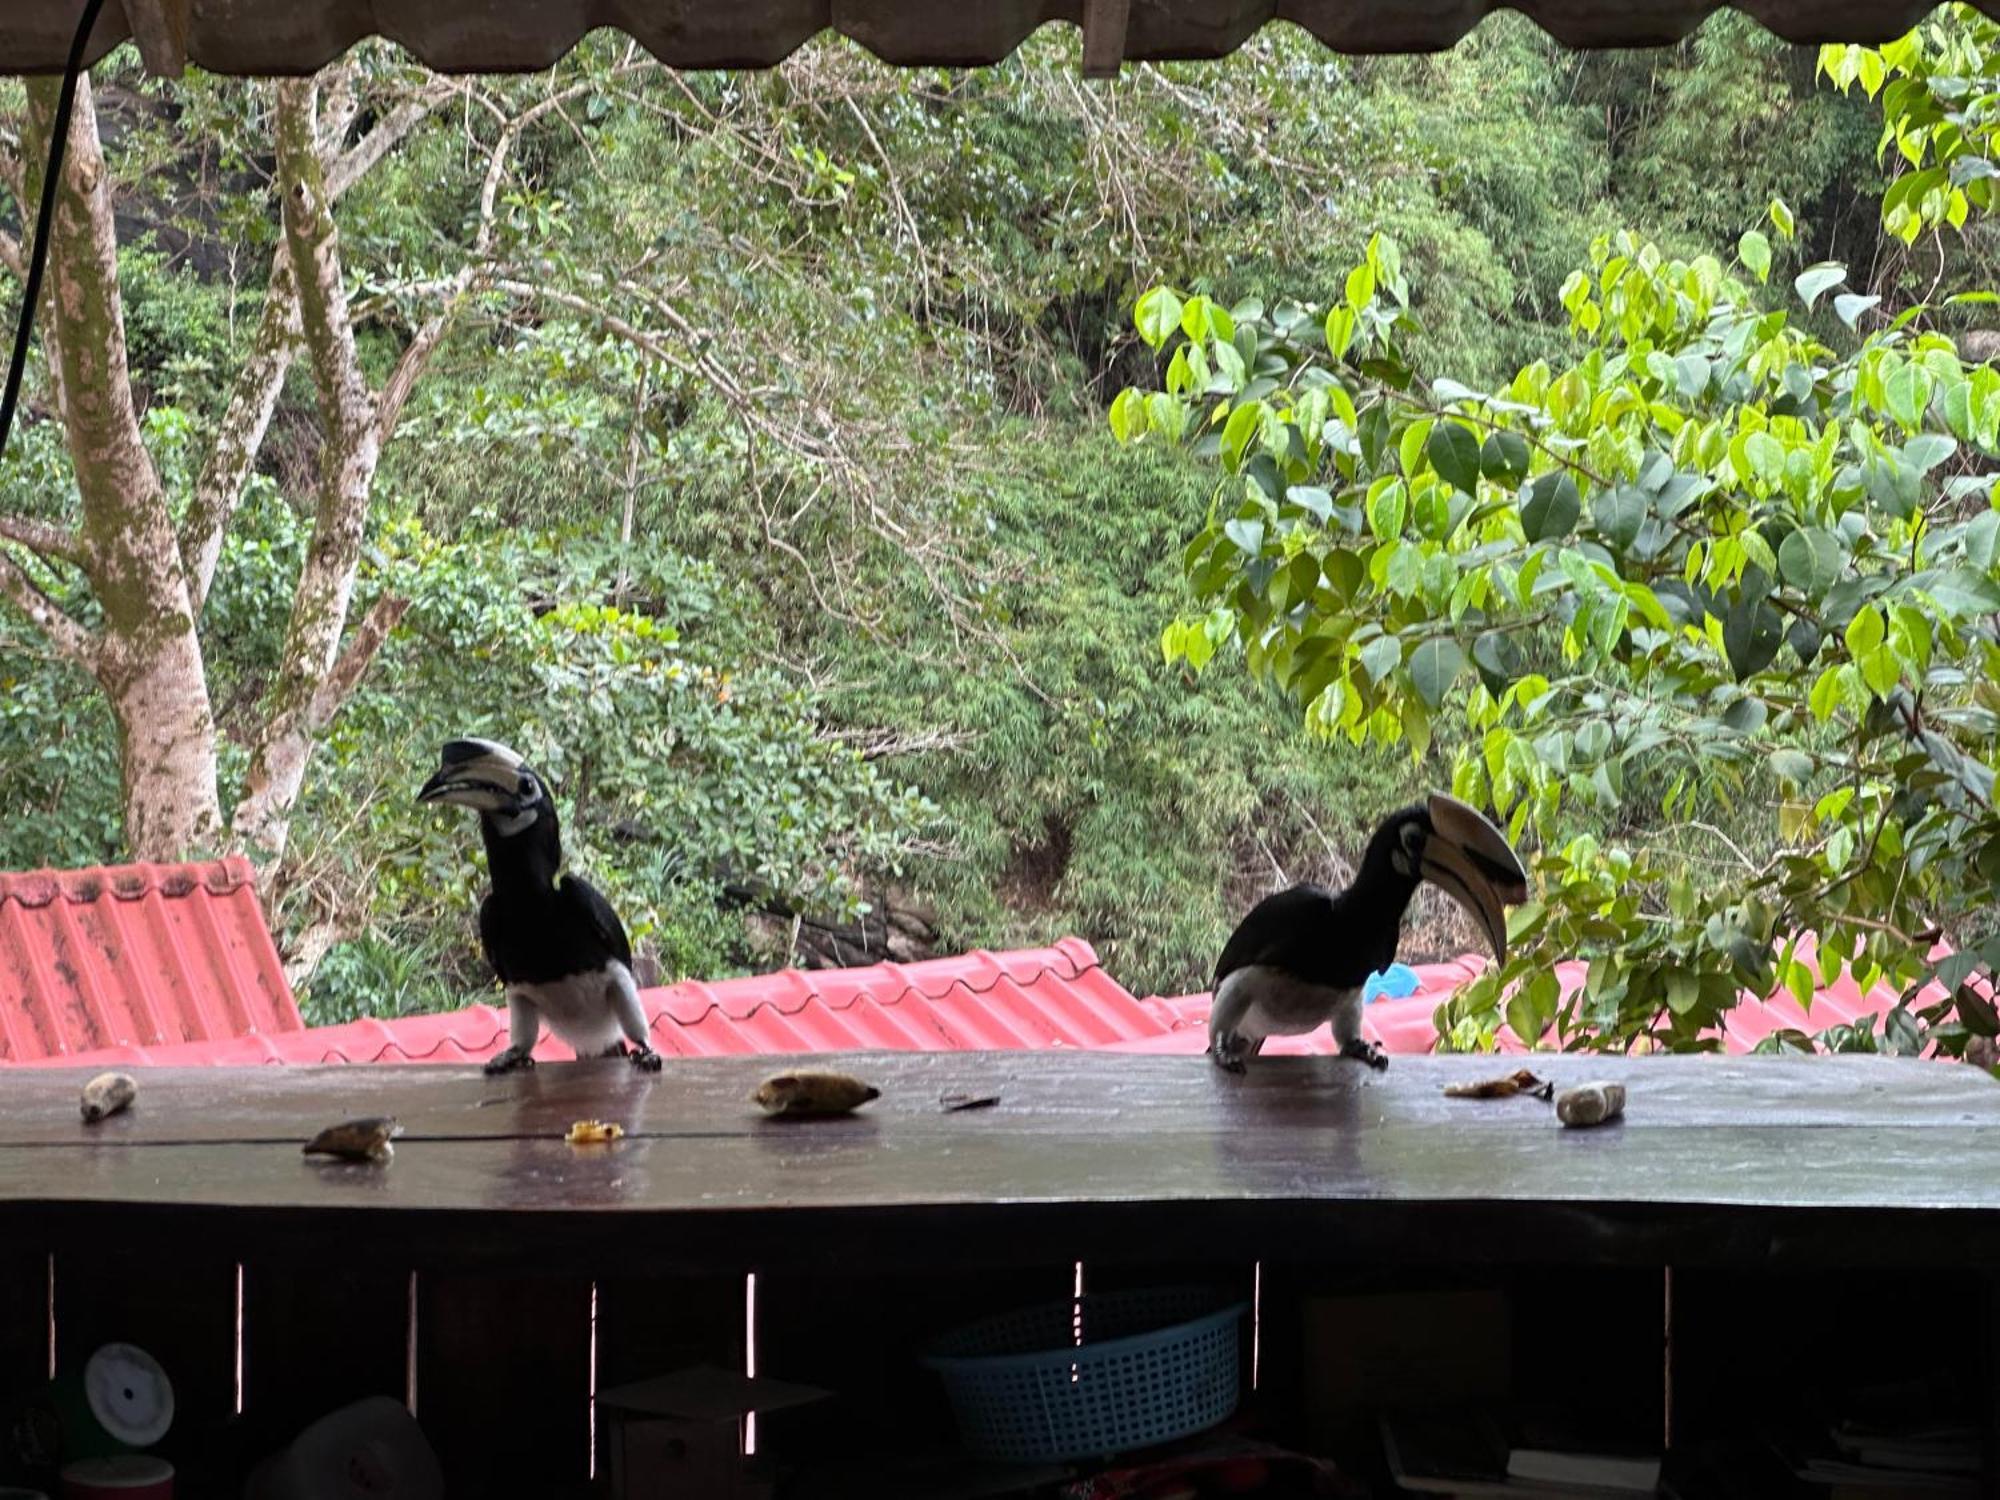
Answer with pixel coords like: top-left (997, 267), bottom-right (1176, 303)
top-left (25, 76), bottom-right (222, 859)
top-left (231, 79), bottom-right (389, 859)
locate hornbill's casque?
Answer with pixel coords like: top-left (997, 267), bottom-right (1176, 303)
top-left (1208, 794), bottom-right (1529, 1072)
top-left (419, 737), bottom-right (662, 1075)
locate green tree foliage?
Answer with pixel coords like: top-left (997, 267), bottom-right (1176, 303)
top-left (0, 17), bottom-right (1950, 1018)
top-left (1822, 9), bottom-right (2000, 243)
top-left (1116, 217), bottom-right (2000, 1058)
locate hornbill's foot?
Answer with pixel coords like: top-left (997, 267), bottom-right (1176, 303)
top-left (1209, 1034), bottom-right (1252, 1075)
top-left (1340, 1037), bottom-right (1389, 1072)
top-left (629, 1045), bottom-right (663, 1073)
top-left (483, 1046), bottom-right (536, 1076)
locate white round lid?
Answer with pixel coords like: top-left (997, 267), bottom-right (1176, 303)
top-left (82, 1344), bottom-right (174, 1449)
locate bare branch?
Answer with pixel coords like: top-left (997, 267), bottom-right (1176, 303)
top-left (0, 513), bottom-right (83, 565)
top-left (304, 592), bottom-right (409, 731)
top-left (0, 549), bottom-right (97, 670)
top-left (488, 274), bottom-right (849, 472)
top-left (374, 305), bottom-right (456, 445)
top-left (325, 78), bottom-right (457, 201)
top-left (183, 242), bottom-right (299, 612)
top-left (826, 725), bottom-right (982, 760)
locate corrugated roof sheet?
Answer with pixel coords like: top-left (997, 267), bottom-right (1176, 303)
top-left (0, 857), bottom-right (300, 1062)
top-left (14, 936), bottom-right (1165, 1068)
top-left (7, 926), bottom-right (1944, 1070)
top-left (1118, 932), bottom-right (1948, 1056)
top-left (8, 1), bottom-right (1997, 78)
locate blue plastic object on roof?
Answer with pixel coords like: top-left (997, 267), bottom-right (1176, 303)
top-left (1362, 963), bottom-right (1420, 1004)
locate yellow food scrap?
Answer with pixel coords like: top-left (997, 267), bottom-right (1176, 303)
top-left (566, 1119), bottom-right (625, 1144)
top-left (753, 1071), bottom-right (880, 1117)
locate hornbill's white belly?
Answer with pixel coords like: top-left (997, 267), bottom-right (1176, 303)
top-left (509, 961), bottom-right (635, 1052)
top-left (1213, 964), bottom-right (1363, 1042)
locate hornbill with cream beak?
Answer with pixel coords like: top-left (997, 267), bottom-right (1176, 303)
top-left (1208, 794), bottom-right (1529, 1072)
top-left (419, 738), bottom-right (662, 1074)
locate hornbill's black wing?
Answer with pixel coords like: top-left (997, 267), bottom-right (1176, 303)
top-left (1212, 884), bottom-right (1332, 986)
top-left (558, 873), bottom-right (634, 970)
top-left (476, 896), bottom-right (513, 985)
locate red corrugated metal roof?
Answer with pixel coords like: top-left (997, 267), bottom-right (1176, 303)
top-left (5, 917), bottom-right (1946, 1070)
top-left (1114, 933), bottom-right (1947, 1057)
top-left (0, 857), bottom-right (300, 1062)
top-left (14, 936), bottom-right (1164, 1068)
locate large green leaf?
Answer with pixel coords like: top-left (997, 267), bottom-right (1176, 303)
top-left (1135, 286), bottom-right (1185, 348)
top-left (1738, 229), bottom-right (1772, 283)
top-left (1903, 433), bottom-right (1957, 473)
top-left (1794, 262), bottom-right (1847, 309)
top-left (1407, 637), bottom-right (1465, 709)
top-left (1481, 431), bottom-right (1530, 483)
top-left (1777, 527), bottom-right (1843, 598)
top-left (1769, 749), bottom-right (1813, 785)
top-left (1722, 598), bottom-right (1784, 680)
top-left (1222, 517), bottom-right (1265, 557)
top-left (1885, 364), bottom-right (1934, 430)
top-left (1844, 605), bottom-right (1885, 656)
top-left (1593, 487), bottom-right (1648, 552)
top-left (1287, 485), bottom-right (1334, 523)
top-left (1427, 423), bottom-right (1483, 495)
top-left (1324, 305), bottom-right (1358, 361)
top-left (1471, 630), bottom-right (1523, 692)
top-left (1521, 472), bottom-right (1581, 542)
top-left (1359, 633), bottom-right (1403, 684)
top-left (1834, 292), bottom-right (1881, 330)
top-left (1921, 567), bottom-right (2000, 618)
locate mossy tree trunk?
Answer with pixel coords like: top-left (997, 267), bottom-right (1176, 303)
top-left (15, 76), bottom-right (223, 859)
top-left (0, 67), bottom-right (453, 866)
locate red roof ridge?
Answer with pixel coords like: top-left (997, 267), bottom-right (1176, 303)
top-left (0, 855), bottom-right (258, 909)
top-left (637, 939), bottom-right (1104, 1030)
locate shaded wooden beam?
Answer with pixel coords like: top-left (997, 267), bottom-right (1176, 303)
top-left (1081, 0), bottom-right (1130, 79)
top-left (122, 0), bottom-right (189, 77)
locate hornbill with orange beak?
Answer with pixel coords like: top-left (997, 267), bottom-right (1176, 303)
top-left (419, 738), bottom-right (662, 1075)
top-left (1208, 794), bottom-right (1529, 1072)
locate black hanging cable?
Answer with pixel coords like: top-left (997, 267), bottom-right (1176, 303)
top-left (0, 0), bottom-right (110, 466)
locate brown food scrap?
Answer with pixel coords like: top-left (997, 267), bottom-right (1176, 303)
top-left (566, 1119), bottom-right (625, 1144)
top-left (753, 1071), bottom-right (880, 1118)
top-left (80, 1072), bottom-right (136, 1124)
top-left (940, 1092), bottom-right (1001, 1113)
top-left (1443, 1068), bottom-right (1550, 1100)
top-left (303, 1116), bottom-right (401, 1163)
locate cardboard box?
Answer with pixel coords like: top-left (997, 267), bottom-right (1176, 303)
top-left (597, 1365), bottom-right (826, 1500)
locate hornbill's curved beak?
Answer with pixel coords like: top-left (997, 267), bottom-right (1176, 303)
top-left (1420, 793), bottom-right (1530, 964)
top-left (418, 737), bottom-right (529, 812)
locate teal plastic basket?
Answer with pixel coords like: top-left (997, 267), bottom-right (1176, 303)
top-left (924, 1286), bottom-right (1248, 1464)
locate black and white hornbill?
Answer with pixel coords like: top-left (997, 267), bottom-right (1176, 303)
top-left (418, 737), bottom-right (662, 1075)
top-left (1208, 794), bottom-right (1529, 1073)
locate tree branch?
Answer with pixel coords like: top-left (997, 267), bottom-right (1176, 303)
top-left (304, 591), bottom-right (408, 731)
top-left (233, 76), bottom-right (387, 859)
top-left (375, 305), bottom-right (457, 446)
top-left (326, 78), bottom-right (456, 201)
top-left (182, 241), bottom-right (299, 612)
top-left (0, 548), bottom-right (97, 670)
top-left (0, 513), bottom-right (83, 565)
